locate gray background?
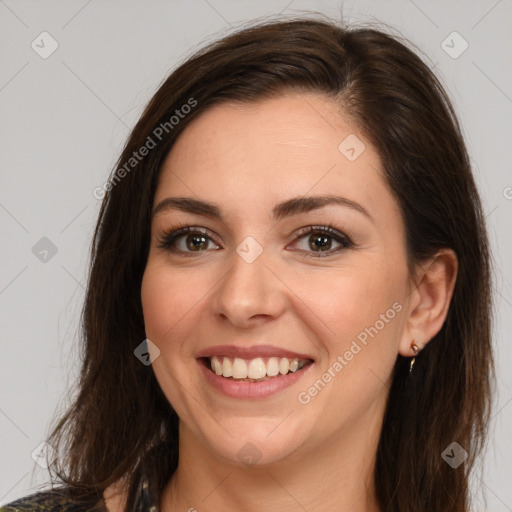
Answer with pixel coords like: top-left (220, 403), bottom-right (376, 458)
top-left (1, 0), bottom-right (511, 509)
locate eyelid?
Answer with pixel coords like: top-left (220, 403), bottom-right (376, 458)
top-left (156, 223), bottom-right (354, 257)
top-left (289, 224), bottom-right (354, 258)
top-left (156, 224), bottom-right (220, 253)
top-left (292, 224), bottom-right (353, 245)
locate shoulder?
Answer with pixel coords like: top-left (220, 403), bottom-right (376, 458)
top-left (1, 487), bottom-right (104, 512)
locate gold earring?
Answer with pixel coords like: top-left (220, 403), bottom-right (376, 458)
top-left (409, 341), bottom-right (419, 374)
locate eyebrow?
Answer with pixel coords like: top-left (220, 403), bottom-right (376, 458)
top-left (152, 194), bottom-right (372, 223)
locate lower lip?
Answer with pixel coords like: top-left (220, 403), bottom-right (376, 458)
top-left (198, 359), bottom-right (314, 399)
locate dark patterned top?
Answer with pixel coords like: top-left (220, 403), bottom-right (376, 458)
top-left (0, 473), bottom-right (159, 512)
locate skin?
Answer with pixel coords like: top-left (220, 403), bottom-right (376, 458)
top-left (104, 92), bottom-right (457, 512)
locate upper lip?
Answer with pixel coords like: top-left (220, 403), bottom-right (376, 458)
top-left (196, 344), bottom-right (315, 361)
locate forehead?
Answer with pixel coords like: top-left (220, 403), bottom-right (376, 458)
top-left (154, 92), bottom-right (399, 226)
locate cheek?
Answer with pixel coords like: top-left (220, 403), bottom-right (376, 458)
top-left (140, 262), bottom-right (204, 345)
top-left (303, 268), bottom-right (406, 420)
top-left (296, 268), bottom-right (404, 427)
top-left (297, 263), bottom-right (403, 349)
top-left (141, 266), bottom-right (172, 341)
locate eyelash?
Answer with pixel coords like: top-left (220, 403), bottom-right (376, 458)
top-left (156, 223), bottom-right (354, 258)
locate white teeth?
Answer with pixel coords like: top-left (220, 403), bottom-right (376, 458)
top-left (211, 356), bottom-right (223, 375)
top-left (222, 358), bottom-right (232, 378)
top-left (266, 357), bottom-right (279, 377)
top-left (248, 358), bottom-right (266, 379)
top-left (279, 358), bottom-right (289, 375)
top-left (209, 355), bottom-right (308, 380)
top-left (232, 357), bottom-right (248, 379)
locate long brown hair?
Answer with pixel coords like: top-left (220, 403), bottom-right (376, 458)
top-left (45, 16), bottom-right (494, 512)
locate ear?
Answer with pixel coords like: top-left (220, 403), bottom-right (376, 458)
top-left (398, 248), bottom-right (458, 357)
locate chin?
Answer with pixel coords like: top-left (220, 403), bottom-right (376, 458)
top-left (197, 416), bottom-right (313, 468)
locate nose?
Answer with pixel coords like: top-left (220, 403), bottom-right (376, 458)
top-left (211, 244), bottom-right (286, 329)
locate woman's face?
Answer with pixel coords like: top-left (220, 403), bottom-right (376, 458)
top-left (141, 92), bottom-right (413, 466)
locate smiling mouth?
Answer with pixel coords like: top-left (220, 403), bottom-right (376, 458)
top-left (203, 356), bottom-right (312, 382)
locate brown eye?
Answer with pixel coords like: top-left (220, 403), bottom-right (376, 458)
top-left (308, 233), bottom-right (333, 251)
top-left (157, 224), bottom-right (353, 258)
top-left (183, 233), bottom-right (209, 251)
top-left (158, 226), bottom-right (220, 256)
top-left (291, 225), bottom-right (353, 258)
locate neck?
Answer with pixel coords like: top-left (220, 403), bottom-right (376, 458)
top-left (161, 402), bottom-right (385, 512)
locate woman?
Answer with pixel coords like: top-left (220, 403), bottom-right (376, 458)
top-left (2, 16), bottom-right (493, 512)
